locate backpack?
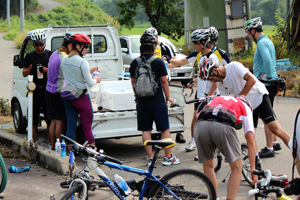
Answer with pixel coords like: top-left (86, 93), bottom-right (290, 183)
top-left (134, 56), bottom-right (158, 98)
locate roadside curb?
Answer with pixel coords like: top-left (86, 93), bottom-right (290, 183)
top-left (0, 129), bottom-right (69, 175)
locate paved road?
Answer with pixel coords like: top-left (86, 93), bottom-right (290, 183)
top-left (35, 0), bottom-right (65, 15)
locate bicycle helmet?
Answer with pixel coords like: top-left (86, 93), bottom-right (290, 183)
top-left (31, 30), bottom-right (46, 43)
top-left (209, 27), bottom-right (219, 45)
top-left (69, 33), bottom-right (91, 45)
top-left (190, 29), bottom-right (210, 47)
top-left (143, 27), bottom-right (158, 37)
top-left (244, 17), bottom-right (263, 33)
top-left (140, 33), bottom-right (157, 45)
top-left (64, 33), bottom-right (72, 42)
top-left (236, 95), bottom-right (253, 111)
top-left (198, 57), bottom-right (216, 81)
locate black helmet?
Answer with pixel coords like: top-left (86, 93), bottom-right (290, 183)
top-left (140, 33), bottom-right (157, 45)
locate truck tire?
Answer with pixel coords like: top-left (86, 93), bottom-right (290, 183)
top-left (12, 101), bottom-right (26, 133)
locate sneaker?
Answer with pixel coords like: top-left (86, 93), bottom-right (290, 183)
top-left (147, 157), bottom-right (153, 167)
top-left (194, 156), bottom-right (198, 161)
top-left (176, 133), bottom-right (186, 143)
top-left (273, 143), bottom-right (282, 151)
top-left (162, 154), bottom-right (180, 166)
top-left (258, 147), bottom-right (275, 158)
top-left (185, 140), bottom-right (196, 151)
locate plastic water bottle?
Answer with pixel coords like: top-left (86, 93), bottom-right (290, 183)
top-left (8, 166), bottom-right (30, 173)
top-left (61, 139), bottom-right (66, 157)
top-left (114, 174), bottom-right (131, 196)
top-left (55, 139), bottom-right (61, 157)
top-left (92, 70), bottom-right (100, 77)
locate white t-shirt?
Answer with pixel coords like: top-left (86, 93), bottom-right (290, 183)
top-left (217, 61), bottom-right (268, 109)
top-left (197, 53), bottom-right (219, 98)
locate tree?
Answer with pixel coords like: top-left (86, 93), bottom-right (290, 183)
top-left (0, 0), bottom-right (39, 19)
top-left (116, 0), bottom-right (184, 41)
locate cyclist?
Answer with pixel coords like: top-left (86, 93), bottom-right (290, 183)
top-left (22, 30), bottom-right (52, 145)
top-left (169, 29), bottom-right (219, 152)
top-left (61, 33), bottom-right (101, 146)
top-left (208, 26), bottom-right (231, 66)
top-left (289, 109), bottom-right (300, 175)
top-left (45, 33), bottom-right (73, 150)
top-left (194, 95), bottom-right (257, 200)
top-left (143, 27), bottom-right (185, 143)
top-left (129, 32), bottom-right (180, 166)
top-left (199, 58), bottom-right (291, 149)
top-left (245, 17), bottom-right (281, 158)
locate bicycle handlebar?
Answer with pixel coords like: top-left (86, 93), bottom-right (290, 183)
top-left (60, 134), bottom-right (123, 165)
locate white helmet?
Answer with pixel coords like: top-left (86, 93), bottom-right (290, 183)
top-left (198, 58), bottom-right (216, 80)
top-left (209, 26), bottom-right (219, 45)
top-left (31, 30), bottom-right (46, 43)
top-left (244, 17), bottom-right (263, 32)
top-left (190, 29), bottom-right (210, 46)
top-left (143, 27), bottom-right (158, 37)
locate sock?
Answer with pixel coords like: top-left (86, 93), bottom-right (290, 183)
top-left (273, 141), bottom-right (279, 145)
top-left (216, 197), bottom-right (219, 200)
top-left (266, 146), bottom-right (274, 151)
top-left (191, 138), bottom-right (195, 142)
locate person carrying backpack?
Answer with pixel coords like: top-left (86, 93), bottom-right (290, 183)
top-left (129, 32), bottom-right (180, 167)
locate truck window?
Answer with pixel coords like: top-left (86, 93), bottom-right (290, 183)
top-left (120, 38), bottom-right (128, 48)
top-left (89, 35), bottom-right (107, 53)
top-left (51, 37), bottom-right (64, 51)
top-left (51, 35), bottom-right (107, 53)
top-left (23, 40), bottom-right (35, 60)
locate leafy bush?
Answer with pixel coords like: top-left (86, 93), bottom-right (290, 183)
top-left (0, 0), bottom-right (120, 47)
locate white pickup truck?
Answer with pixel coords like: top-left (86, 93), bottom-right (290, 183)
top-left (11, 25), bottom-right (185, 140)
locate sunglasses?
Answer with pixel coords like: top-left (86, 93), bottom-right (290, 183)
top-left (83, 45), bottom-right (90, 49)
top-left (34, 43), bottom-right (45, 47)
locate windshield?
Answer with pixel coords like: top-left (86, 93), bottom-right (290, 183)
top-left (131, 37), bottom-right (180, 54)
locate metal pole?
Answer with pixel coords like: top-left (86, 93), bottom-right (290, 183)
top-left (27, 75), bottom-right (35, 143)
top-left (287, 0), bottom-right (290, 51)
top-left (6, 0), bottom-right (10, 25)
top-left (20, 0), bottom-right (25, 32)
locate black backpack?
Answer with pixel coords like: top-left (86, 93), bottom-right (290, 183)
top-left (134, 56), bottom-right (158, 98)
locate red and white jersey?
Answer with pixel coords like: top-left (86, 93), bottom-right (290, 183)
top-left (198, 96), bottom-right (254, 135)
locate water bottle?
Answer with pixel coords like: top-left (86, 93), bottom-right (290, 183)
top-left (55, 139), bottom-right (61, 157)
top-left (114, 174), bottom-right (131, 196)
top-left (61, 139), bottom-right (66, 157)
top-left (8, 166), bottom-right (30, 173)
top-left (92, 70), bottom-right (100, 77)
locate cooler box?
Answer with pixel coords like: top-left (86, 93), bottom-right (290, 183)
top-left (102, 89), bottom-right (135, 111)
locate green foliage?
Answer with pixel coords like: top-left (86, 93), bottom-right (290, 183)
top-left (116, 0), bottom-right (184, 41)
top-left (0, 98), bottom-right (10, 116)
top-left (250, 0), bottom-right (288, 25)
top-left (272, 9), bottom-right (286, 39)
top-left (0, 0), bottom-right (120, 46)
top-left (0, 0), bottom-right (40, 19)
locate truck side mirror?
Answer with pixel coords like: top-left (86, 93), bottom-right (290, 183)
top-left (121, 47), bottom-right (129, 54)
top-left (13, 55), bottom-right (20, 67)
top-left (178, 48), bottom-right (183, 53)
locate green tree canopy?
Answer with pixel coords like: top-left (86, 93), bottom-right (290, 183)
top-left (116, 0), bottom-right (184, 41)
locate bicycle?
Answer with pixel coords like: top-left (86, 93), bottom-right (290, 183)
top-left (248, 169), bottom-right (292, 200)
top-left (0, 152), bottom-right (7, 199)
top-left (59, 134), bottom-right (216, 200)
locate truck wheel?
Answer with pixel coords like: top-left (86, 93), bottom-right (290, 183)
top-left (12, 101), bottom-right (26, 133)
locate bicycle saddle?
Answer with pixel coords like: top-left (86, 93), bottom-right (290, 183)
top-left (144, 138), bottom-right (175, 148)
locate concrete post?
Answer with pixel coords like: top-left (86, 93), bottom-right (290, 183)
top-left (27, 75), bottom-right (35, 143)
top-left (6, 0), bottom-right (10, 25)
top-left (20, 0), bottom-right (25, 32)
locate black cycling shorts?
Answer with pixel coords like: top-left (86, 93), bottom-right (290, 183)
top-left (253, 94), bottom-right (277, 128)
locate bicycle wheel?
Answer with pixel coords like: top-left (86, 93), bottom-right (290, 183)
top-left (148, 169), bottom-right (216, 199)
top-left (214, 148), bottom-right (222, 172)
top-left (60, 184), bottom-right (85, 200)
top-left (0, 154), bottom-right (7, 193)
top-left (241, 143), bottom-right (252, 185)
